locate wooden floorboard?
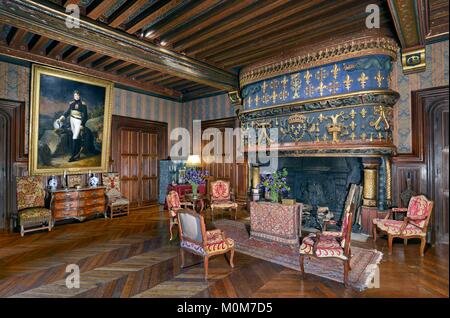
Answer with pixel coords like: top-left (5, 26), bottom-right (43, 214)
top-left (0, 206), bottom-right (448, 298)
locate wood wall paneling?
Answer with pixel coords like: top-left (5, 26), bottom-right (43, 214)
top-left (200, 117), bottom-right (249, 204)
top-left (392, 85), bottom-right (449, 244)
top-left (111, 115), bottom-right (167, 209)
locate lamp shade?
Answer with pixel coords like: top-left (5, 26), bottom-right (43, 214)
top-left (186, 154), bottom-right (201, 167)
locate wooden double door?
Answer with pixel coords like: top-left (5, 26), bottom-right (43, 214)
top-left (111, 116), bottom-right (167, 209)
top-left (201, 117), bottom-right (249, 204)
top-left (427, 88), bottom-right (449, 244)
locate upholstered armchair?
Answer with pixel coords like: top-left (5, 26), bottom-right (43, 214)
top-left (166, 190), bottom-right (194, 240)
top-left (102, 172), bottom-right (129, 219)
top-left (177, 209), bottom-right (235, 280)
top-left (373, 195), bottom-right (433, 256)
top-left (16, 176), bottom-right (53, 236)
top-left (210, 180), bottom-right (238, 221)
top-left (299, 184), bottom-right (359, 287)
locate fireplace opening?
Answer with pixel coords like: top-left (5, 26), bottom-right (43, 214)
top-left (278, 157), bottom-right (363, 228)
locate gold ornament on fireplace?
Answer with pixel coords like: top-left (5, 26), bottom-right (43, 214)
top-left (370, 105), bottom-right (391, 130)
top-left (358, 72), bottom-right (369, 88)
top-left (255, 121), bottom-right (274, 145)
top-left (326, 112), bottom-right (347, 143)
top-left (374, 71), bottom-right (385, 88)
top-left (290, 73), bottom-right (301, 98)
top-left (281, 113), bottom-right (313, 142)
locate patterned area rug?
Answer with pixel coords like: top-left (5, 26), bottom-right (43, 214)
top-left (214, 219), bottom-right (382, 291)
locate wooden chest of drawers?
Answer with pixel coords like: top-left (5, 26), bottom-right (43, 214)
top-left (49, 187), bottom-right (106, 222)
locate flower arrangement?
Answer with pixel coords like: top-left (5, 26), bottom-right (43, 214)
top-left (185, 168), bottom-right (209, 195)
top-left (259, 168), bottom-right (290, 203)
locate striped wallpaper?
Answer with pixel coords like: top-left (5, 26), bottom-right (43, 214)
top-left (1, 39), bottom-right (448, 154)
top-left (391, 40), bottom-right (449, 153)
top-left (181, 93), bottom-right (235, 132)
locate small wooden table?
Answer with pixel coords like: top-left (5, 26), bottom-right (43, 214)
top-left (184, 193), bottom-right (206, 214)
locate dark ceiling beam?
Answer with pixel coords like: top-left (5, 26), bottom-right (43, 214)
top-left (47, 41), bottom-right (68, 59)
top-left (214, 3), bottom-right (377, 66)
top-left (78, 52), bottom-right (103, 66)
top-left (86, 0), bottom-right (114, 20)
top-left (140, 72), bottom-right (171, 82)
top-left (0, 0), bottom-right (238, 91)
top-left (194, 0), bottom-right (350, 58)
top-left (125, 0), bottom-right (185, 34)
top-left (173, 0), bottom-right (290, 51)
top-left (0, 44), bottom-right (182, 99)
top-left (108, 0), bottom-right (147, 28)
top-left (126, 68), bottom-right (155, 79)
top-left (154, 76), bottom-right (186, 86)
top-left (387, 0), bottom-right (428, 73)
top-left (221, 17), bottom-right (389, 69)
top-left (29, 35), bottom-right (49, 54)
top-left (104, 60), bottom-right (128, 72)
top-left (64, 0), bottom-right (80, 6)
top-left (145, 74), bottom-right (174, 84)
top-left (116, 64), bottom-right (143, 76)
top-left (92, 56), bottom-right (114, 69)
top-left (133, 70), bottom-right (160, 81)
top-left (63, 46), bottom-right (85, 63)
top-left (8, 28), bottom-right (28, 49)
top-left (151, 0), bottom-right (224, 42)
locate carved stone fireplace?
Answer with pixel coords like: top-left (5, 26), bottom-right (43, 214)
top-left (235, 32), bottom-right (400, 234)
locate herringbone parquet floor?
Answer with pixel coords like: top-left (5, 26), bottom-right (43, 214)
top-left (0, 206), bottom-right (448, 298)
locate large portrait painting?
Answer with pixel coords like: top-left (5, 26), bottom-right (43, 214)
top-left (29, 65), bottom-right (113, 175)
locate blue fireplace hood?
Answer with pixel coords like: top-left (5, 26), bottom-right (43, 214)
top-left (237, 32), bottom-right (400, 157)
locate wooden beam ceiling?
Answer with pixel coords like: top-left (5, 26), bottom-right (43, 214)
top-left (0, 44), bottom-right (182, 99)
top-left (0, 0), bottom-right (403, 101)
top-left (0, 0), bottom-right (238, 92)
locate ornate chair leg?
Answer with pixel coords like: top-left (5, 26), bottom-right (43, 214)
top-left (229, 248), bottom-right (235, 268)
top-left (299, 254), bottom-right (305, 275)
top-left (372, 223), bottom-right (377, 242)
top-left (420, 237), bottom-right (426, 256)
top-left (204, 256), bottom-right (209, 280)
top-left (20, 225), bottom-right (24, 237)
top-left (388, 234), bottom-right (393, 255)
top-left (344, 260), bottom-right (350, 287)
top-left (180, 248), bottom-right (185, 268)
top-left (169, 220), bottom-right (174, 241)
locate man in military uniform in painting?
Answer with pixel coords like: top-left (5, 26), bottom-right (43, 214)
top-left (56, 90), bottom-right (88, 162)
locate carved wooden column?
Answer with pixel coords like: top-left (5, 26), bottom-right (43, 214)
top-left (363, 162), bottom-right (379, 207)
top-left (251, 165), bottom-right (260, 201)
top-left (385, 156), bottom-right (392, 207)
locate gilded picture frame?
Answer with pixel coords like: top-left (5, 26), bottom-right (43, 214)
top-left (29, 65), bottom-right (113, 175)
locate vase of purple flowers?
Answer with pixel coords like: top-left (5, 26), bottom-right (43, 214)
top-left (185, 168), bottom-right (208, 196)
top-left (259, 168), bottom-right (290, 203)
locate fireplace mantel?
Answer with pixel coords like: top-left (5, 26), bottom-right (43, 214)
top-left (239, 32), bottom-right (399, 211)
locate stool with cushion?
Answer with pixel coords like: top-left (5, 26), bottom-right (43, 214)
top-left (102, 172), bottom-right (130, 219)
top-left (177, 209), bottom-right (235, 280)
top-left (16, 176), bottom-right (53, 237)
